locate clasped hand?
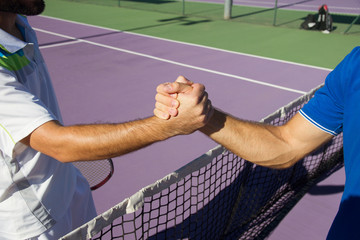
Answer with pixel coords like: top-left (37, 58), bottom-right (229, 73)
top-left (154, 76), bottom-right (214, 135)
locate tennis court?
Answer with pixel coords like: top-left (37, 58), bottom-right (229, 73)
top-left (31, 0), bottom-right (359, 238)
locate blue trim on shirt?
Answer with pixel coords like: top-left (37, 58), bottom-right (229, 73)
top-left (299, 110), bottom-right (337, 136)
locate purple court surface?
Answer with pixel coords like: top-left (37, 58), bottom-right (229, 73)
top-left (30, 15), bottom-right (343, 239)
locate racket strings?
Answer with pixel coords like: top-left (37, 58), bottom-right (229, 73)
top-left (73, 159), bottom-right (114, 190)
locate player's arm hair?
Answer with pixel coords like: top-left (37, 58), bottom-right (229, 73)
top-left (200, 109), bottom-right (333, 169)
top-left (20, 82), bottom-right (212, 163)
top-left (21, 117), bottom-right (180, 163)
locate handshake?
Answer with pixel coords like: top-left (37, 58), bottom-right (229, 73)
top-left (153, 75), bottom-right (215, 136)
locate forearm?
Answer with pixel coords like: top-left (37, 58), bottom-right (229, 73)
top-left (27, 117), bottom-right (176, 162)
top-left (200, 109), bottom-right (298, 169)
top-left (154, 80), bottom-right (332, 168)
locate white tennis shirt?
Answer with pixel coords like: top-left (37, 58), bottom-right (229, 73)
top-left (0, 15), bottom-right (96, 239)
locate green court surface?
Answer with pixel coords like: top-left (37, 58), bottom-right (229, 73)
top-left (44, 0), bottom-right (359, 69)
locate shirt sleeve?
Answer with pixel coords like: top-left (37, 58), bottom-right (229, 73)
top-left (0, 69), bottom-right (57, 158)
top-left (299, 47), bottom-right (360, 135)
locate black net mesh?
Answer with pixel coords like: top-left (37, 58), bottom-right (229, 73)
top-left (61, 86), bottom-right (344, 240)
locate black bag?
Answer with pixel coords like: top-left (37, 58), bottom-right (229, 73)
top-left (316, 4), bottom-right (333, 31)
top-left (301, 14), bottom-right (317, 30)
top-left (300, 4), bottom-right (333, 32)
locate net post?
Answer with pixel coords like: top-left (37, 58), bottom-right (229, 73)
top-left (182, 0), bottom-right (185, 16)
top-left (344, 14), bottom-right (360, 34)
top-left (224, 0), bottom-right (232, 20)
top-left (273, 0), bottom-right (278, 26)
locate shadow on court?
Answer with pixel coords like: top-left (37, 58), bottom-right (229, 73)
top-left (38, 16), bottom-right (211, 48)
top-left (307, 163), bottom-right (344, 196)
top-left (122, 0), bottom-right (176, 4)
top-left (158, 16), bottom-right (212, 25)
top-left (228, 0), bottom-right (317, 28)
top-left (38, 31), bottom-right (122, 47)
top-left (331, 14), bottom-right (360, 25)
top-left (123, 16), bottom-right (211, 32)
top-left (308, 184), bottom-right (344, 195)
top-left (232, 0), bottom-right (315, 20)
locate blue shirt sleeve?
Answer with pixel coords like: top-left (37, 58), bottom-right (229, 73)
top-left (300, 47), bottom-right (360, 135)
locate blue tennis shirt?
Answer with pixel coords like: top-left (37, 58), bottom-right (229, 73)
top-left (300, 47), bottom-right (360, 239)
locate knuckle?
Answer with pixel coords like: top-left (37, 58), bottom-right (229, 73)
top-left (155, 93), bottom-right (161, 101)
top-left (156, 84), bottom-right (165, 93)
top-left (153, 108), bottom-right (160, 118)
top-left (155, 101), bottom-right (162, 109)
top-left (172, 82), bottom-right (180, 90)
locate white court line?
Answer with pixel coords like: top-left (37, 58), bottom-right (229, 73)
top-left (39, 39), bottom-right (81, 49)
top-left (37, 15), bottom-right (333, 72)
top-left (35, 27), bottom-right (308, 95)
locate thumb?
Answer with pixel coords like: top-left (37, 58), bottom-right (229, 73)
top-left (156, 81), bottom-right (193, 95)
top-left (175, 75), bottom-right (193, 85)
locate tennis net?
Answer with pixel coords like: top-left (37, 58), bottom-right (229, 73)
top-left (60, 84), bottom-right (344, 240)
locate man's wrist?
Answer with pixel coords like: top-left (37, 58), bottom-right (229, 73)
top-left (200, 108), bottom-right (226, 136)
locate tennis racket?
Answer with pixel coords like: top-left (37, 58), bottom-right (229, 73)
top-left (72, 158), bottom-right (114, 191)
